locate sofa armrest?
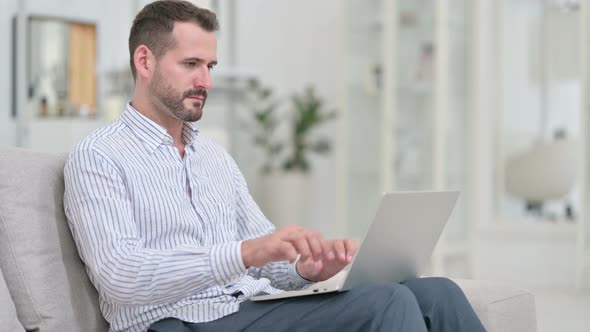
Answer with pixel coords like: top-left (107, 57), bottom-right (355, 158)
top-left (454, 279), bottom-right (537, 332)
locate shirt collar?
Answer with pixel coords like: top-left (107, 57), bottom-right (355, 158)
top-left (182, 120), bottom-right (200, 148)
top-left (120, 103), bottom-right (200, 154)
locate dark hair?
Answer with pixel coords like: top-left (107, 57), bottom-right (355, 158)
top-left (128, 0), bottom-right (219, 80)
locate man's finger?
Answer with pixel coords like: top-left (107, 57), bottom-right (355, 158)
top-left (278, 240), bottom-right (299, 263)
top-left (333, 240), bottom-right (346, 261)
top-left (290, 237), bottom-right (312, 262)
top-left (306, 232), bottom-right (324, 261)
top-left (321, 240), bottom-right (335, 260)
top-left (344, 238), bottom-right (358, 262)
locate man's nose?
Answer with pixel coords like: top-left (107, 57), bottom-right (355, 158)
top-left (194, 66), bottom-right (213, 90)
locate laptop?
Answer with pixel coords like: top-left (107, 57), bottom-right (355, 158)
top-left (250, 191), bottom-right (459, 301)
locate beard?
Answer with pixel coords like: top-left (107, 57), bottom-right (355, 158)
top-left (149, 67), bottom-right (208, 122)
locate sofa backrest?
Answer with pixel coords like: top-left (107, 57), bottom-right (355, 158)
top-left (0, 266), bottom-right (25, 331)
top-left (0, 148), bottom-right (108, 331)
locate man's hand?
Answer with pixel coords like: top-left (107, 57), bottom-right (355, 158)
top-left (296, 238), bottom-right (358, 282)
top-left (241, 225), bottom-right (325, 268)
top-left (241, 225), bottom-right (358, 282)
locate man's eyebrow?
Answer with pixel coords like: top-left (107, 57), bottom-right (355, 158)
top-left (184, 57), bottom-right (217, 66)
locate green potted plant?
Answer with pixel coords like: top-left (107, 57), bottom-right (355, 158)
top-left (241, 79), bottom-right (337, 173)
top-left (240, 80), bottom-right (337, 227)
top-left (282, 86), bottom-right (338, 173)
top-left (239, 79), bottom-right (283, 174)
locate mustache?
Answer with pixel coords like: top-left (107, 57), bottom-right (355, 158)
top-left (183, 88), bottom-right (208, 99)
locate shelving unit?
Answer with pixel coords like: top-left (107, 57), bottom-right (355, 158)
top-left (344, 0), bottom-right (590, 287)
top-left (344, 0), bottom-right (472, 277)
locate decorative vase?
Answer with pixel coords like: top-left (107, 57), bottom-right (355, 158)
top-left (257, 171), bottom-right (308, 229)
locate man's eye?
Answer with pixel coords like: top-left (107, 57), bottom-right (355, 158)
top-left (207, 65), bottom-right (214, 70)
top-left (185, 62), bottom-right (197, 67)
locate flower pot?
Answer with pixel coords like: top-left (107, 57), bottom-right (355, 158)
top-left (257, 171), bottom-right (308, 229)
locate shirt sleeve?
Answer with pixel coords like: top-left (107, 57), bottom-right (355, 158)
top-left (225, 152), bottom-right (313, 290)
top-left (63, 147), bottom-right (247, 306)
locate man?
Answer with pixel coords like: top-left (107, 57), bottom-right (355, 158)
top-left (63, 1), bottom-right (486, 331)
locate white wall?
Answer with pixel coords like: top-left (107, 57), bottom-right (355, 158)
top-left (234, 0), bottom-right (347, 237)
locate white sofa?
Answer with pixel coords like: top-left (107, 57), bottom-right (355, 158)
top-left (0, 148), bottom-right (537, 331)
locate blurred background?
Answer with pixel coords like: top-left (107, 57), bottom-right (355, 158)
top-left (1, 0), bottom-right (589, 330)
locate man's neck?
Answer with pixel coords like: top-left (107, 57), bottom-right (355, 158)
top-left (130, 95), bottom-right (185, 148)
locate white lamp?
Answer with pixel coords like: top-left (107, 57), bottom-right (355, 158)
top-left (505, 139), bottom-right (580, 205)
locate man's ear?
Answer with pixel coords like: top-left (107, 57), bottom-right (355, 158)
top-left (134, 45), bottom-right (154, 79)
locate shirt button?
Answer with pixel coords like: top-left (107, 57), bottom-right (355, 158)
top-left (162, 137), bottom-right (171, 144)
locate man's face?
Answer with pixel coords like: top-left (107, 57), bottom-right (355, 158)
top-left (148, 22), bottom-right (217, 122)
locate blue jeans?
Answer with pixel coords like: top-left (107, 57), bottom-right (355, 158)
top-left (148, 277), bottom-right (486, 332)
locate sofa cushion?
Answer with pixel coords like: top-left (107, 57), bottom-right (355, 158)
top-left (0, 267), bottom-right (25, 332)
top-left (0, 148), bottom-right (108, 332)
top-left (454, 279), bottom-right (537, 332)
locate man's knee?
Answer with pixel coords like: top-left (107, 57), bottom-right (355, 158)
top-left (358, 284), bottom-right (425, 331)
top-left (404, 277), bottom-right (469, 309)
top-left (364, 283), bottom-right (420, 311)
top-left (417, 277), bottom-right (463, 299)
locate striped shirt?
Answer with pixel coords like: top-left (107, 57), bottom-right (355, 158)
top-left (63, 104), bottom-right (311, 332)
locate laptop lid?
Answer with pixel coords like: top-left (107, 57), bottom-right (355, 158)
top-left (341, 191), bottom-right (459, 290)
